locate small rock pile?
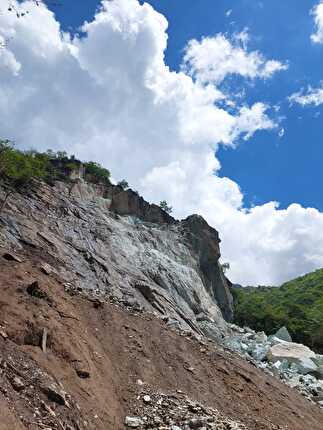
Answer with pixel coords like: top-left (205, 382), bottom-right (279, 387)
top-left (125, 389), bottom-right (247, 429)
top-left (223, 324), bottom-right (323, 407)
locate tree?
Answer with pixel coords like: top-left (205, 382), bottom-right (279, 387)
top-left (0, 142), bottom-right (47, 213)
top-left (159, 200), bottom-right (172, 214)
top-left (84, 161), bottom-right (111, 185)
top-left (117, 179), bottom-right (129, 190)
top-left (221, 262), bottom-right (230, 274)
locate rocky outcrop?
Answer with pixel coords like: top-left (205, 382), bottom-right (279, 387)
top-left (0, 179), bottom-right (232, 338)
top-left (110, 189), bottom-right (176, 225)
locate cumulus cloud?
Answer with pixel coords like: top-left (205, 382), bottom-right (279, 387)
top-left (1, 0), bottom-right (322, 286)
top-left (182, 31), bottom-right (288, 85)
top-left (289, 84), bottom-right (323, 107)
top-left (311, 1), bottom-right (323, 43)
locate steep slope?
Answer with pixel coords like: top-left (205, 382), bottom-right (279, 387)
top-left (1, 253), bottom-right (323, 430)
top-left (232, 269), bottom-right (323, 352)
top-left (0, 179), bottom-right (232, 339)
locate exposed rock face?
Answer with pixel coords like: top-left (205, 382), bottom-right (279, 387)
top-left (0, 180), bottom-right (232, 337)
top-left (110, 189), bottom-right (175, 225)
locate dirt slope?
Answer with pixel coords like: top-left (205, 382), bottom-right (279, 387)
top-left (0, 248), bottom-right (323, 430)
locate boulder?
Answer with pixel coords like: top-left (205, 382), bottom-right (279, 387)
top-left (267, 342), bottom-right (316, 374)
top-left (313, 355), bottom-right (323, 367)
top-left (274, 327), bottom-right (292, 342)
top-left (249, 343), bottom-right (270, 361)
top-left (125, 416), bottom-right (143, 428)
top-left (294, 358), bottom-right (318, 375)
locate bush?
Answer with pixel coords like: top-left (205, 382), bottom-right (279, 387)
top-left (0, 142), bottom-right (47, 188)
top-left (159, 200), bottom-right (172, 214)
top-left (117, 179), bottom-right (129, 190)
top-left (84, 161), bottom-right (111, 185)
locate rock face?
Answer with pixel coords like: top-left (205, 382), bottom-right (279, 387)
top-left (0, 180), bottom-right (233, 337)
top-left (110, 189), bottom-right (175, 225)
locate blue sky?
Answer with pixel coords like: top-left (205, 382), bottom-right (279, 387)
top-left (50, 0), bottom-right (323, 211)
top-left (2, 0), bottom-right (323, 285)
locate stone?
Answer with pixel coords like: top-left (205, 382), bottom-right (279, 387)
top-left (76, 369), bottom-right (90, 379)
top-left (274, 327), bottom-right (292, 342)
top-left (42, 383), bottom-right (67, 406)
top-left (0, 330), bottom-right (8, 339)
top-left (254, 332), bottom-right (267, 343)
top-left (143, 395), bottom-right (151, 403)
top-left (11, 376), bottom-right (25, 392)
top-left (314, 366), bottom-right (323, 379)
top-left (40, 263), bottom-right (53, 275)
top-left (267, 341), bottom-right (315, 366)
top-left (2, 252), bottom-right (22, 263)
top-left (188, 417), bottom-right (205, 428)
top-left (249, 343), bottom-right (270, 361)
top-left (124, 416), bottom-right (143, 428)
top-left (313, 355), bottom-right (323, 367)
top-left (295, 358), bottom-right (318, 375)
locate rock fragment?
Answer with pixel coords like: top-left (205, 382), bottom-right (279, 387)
top-left (274, 327), bottom-right (293, 343)
top-left (124, 416), bottom-right (143, 427)
top-left (11, 376), bottom-right (25, 392)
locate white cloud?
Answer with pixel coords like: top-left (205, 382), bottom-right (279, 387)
top-left (289, 84), bottom-right (323, 107)
top-left (182, 31), bottom-right (288, 85)
top-left (1, 0), bottom-right (322, 287)
top-left (311, 1), bottom-right (323, 44)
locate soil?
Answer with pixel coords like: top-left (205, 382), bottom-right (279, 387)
top-left (0, 247), bottom-right (323, 430)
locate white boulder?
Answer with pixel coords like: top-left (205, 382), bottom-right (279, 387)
top-left (267, 341), bottom-right (317, 374)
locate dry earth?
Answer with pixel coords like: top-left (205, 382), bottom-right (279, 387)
top-left (1, 247), bottom-right (323, 430)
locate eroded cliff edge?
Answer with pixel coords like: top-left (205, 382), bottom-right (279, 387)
top-left (0, 178), bottom-right (233, 339)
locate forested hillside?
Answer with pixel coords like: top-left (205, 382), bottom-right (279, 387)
top-left (233, 270), bottom-right (323, 352)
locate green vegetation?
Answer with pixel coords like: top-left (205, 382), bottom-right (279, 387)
top-left (84, 161), bottom-right (111, 185)
top-left (232, 269), bottom-right (323, 352)
top-left (117, 179), bottom-right (129, 190)
top-left (159, 200), bottom-right (172, 214)
top-left (0, 141), bottom-right (49, 212)
top-left (0, 141), bottom-right (113, 212)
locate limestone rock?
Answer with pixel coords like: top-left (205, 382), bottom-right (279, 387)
top-left (0, 180), bottom-right (233, 337)
top-left (42, 383), bottom-right (67, 406)
top-left (267, 342), bottom-right (316, 370)
top-left (11, 376), bottom-right (25, 392)
top-left (125, 416), bottom-right (143, 428)
top-left (274, 327), bottom-right (292, 342)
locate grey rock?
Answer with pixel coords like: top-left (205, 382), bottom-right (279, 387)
top-left (42, 383), bottom-right (67, 406)
top-left (274, 327), bottom-right (292, 342)
top-left (313, 355), bottom-right (323, 367)
top-left (2, 252), bottom-right (22, 263)
top-left (124, 416), bottom-right (143, 428)
top-left (295, 358), bottom-right (318, 375)
top-left (1, 181), bottom-right (232, 338)
top-left (267, 341), bottom-right (315, 366)
top-left (11, 376), bottom-right (25, 392)
top-left (249, 343), bottom-right (270, 361)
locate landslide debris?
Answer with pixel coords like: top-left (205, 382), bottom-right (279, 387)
top-left (0, 254), bottom-right (323, 429)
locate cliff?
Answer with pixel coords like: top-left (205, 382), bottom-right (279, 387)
top-left (0, 178), bottom-right (233, 340)
top-left (0, 179), bottom-right (323, 430)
